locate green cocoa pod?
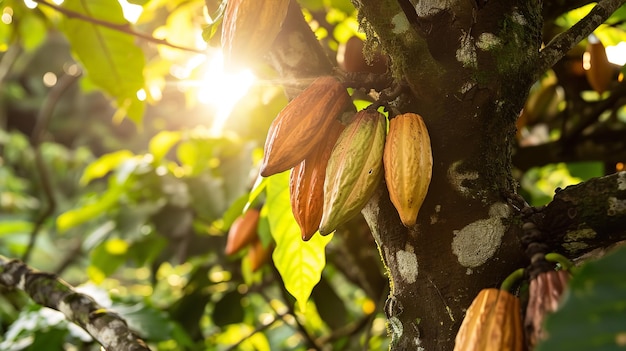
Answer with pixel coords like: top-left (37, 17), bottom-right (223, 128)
top-left (319, 109), bottom-right (386, 235)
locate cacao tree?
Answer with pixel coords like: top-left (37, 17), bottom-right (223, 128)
top-left (2, 0), bottom-right (626, 350)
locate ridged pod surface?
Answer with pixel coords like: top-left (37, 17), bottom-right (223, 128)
top-left (290, 120), bottom-right (345, 241)
top-left (221, 0), bottom-right (290, 70)
top-left (260, 76), bottom-right (352, 177)
top-left (585, 36), bottom-right (614, 94)
top-left (319, 109), bottom-right (386, 235)
top-left (454, 288), bottom-right (524, 351)
top-left (225, 209), bottom-right (260, 255)
top-left (383, 113), bottom-right (432, 226)
top-left (525, 270), bottom-right (570, 349)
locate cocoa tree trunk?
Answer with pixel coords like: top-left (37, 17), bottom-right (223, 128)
top-left (272, 1), bottom-right (626, 349)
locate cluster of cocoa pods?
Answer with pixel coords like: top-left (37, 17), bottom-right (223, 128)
top-left (258, 75), bottom-right (432, 240)
top-left (454, 260), bottom-right (572, 351)
top-left (224, 208), bottom-right (274, 272)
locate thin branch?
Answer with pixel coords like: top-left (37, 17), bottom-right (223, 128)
top-left (537, 0), bottom-right (626, 76)
top-left (23, 73), bottom-right (80, 263)
top-left (0, 256), bottom-right (151, 351)
top-left (33, 0), bottom-right (206, 54)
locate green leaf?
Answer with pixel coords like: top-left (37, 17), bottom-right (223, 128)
top-left (244, 175), bottom-right (267, 212)
top-left (112, 302), bottom-right (173, 341)
top-left (265, 172), bottom-right (332, 312)
top-left (18, 14), bottom-right (47, 52)
top-left (212, 290), bottom-right (245, 327)
top-left (60, 0), bottom-right (146, 123)
top-left (149, 131), bottom-right (181, 162)
top-left (80, 150), bottom-right (134, 185)
top-left (538, 246), bottom-right (626, 351)
top-left (0, 220), bottom-right (33, 236)
top-left (57, 185), bottom-right (124, 232)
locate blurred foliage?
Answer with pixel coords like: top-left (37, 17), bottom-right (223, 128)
top-left (0, 0), bottom-right (625, 350)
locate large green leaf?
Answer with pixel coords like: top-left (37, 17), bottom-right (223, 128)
top-left (60, 0), bottom-right (146, 123)
top-left (265, 172), bottom-right (332, 312)
top-left (538, 246), bottom-right (626, 351)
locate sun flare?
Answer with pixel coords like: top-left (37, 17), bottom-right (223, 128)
top-left (197, 51), bottom-right (255, 133)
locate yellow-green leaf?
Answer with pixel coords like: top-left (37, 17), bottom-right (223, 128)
top-left (265, 172), bottom-right (332, 312)
top-left (80, 150), bottom-right (134, 185)
top-left (60, 0), bottom-right (146, 123)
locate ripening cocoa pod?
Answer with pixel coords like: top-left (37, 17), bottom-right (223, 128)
top-left (454, 288), bottom-right (524, 351)
top-left (290, 119), bottom-right (345, 241)
top-left (225, 209), bottom-right (260, 255)
top-left (525, 270), bottom-right (570, 349)
top-left (260, 76), bottom-right (352, 177)
top-left (248, 238), bottom-right (274, 272)
top-left (221, 0), bottom-right (290, 70)
top-left (319, 109), bottom-right (386, 235)
top-left (338, 36), bottom-right (388, 74)
top-left (584, 35), bottom-right (614, 94)
top-left (383, 113), bottom-right (432, 226)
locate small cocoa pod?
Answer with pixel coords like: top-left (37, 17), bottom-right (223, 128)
top-left (290, 119), bottom-right (345, 241)
top-left (383, 113), bottom-right (432, 226)
top-left (221, 0), bottom-right (290, 70)
top-left (525, 270), bottom-right (570, 349)
top-left (338, 36), bottom-right (388, 74)
top-left (319, 109), bottom-right (386, 235)
top-left (584, 35), bottom-right (614, 94)
top-left (225, 209), bottom-right (260, 255)
top-left (260, 76), bottom-right (352, 177)
top-left (248, 238), bottom-right (274, 272)
top-left (454, 288), bottom-right (524, 351)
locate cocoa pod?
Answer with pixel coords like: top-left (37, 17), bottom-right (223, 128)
top-left (225, 209), bottom-right (260, 255)
top-left (261, 76), bottom-right (353, 177)
top-left (290, 119), bottom-right (345, 241)
top-left (383, 113), bottom-right (432, 226)
top-left (338, 36), bottom-right (388, 74)
top-left (248, 238), bottom-right (274, 272)
top-left (584, 35), bottom-right (614, 94)
top-left (524, 270), bottom-right (570, 349)
top-left (319, 109), bottom-right (386, 235)
top-left (454, 288), bottom-right (524, 351)
top-left (221, 0), bottom-right (290, 70)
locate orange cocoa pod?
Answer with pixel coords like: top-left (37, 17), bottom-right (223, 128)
top-left (290, 119), bottom-right (345, 241)
top-left (525, 270), bottom-right (570, 349)
top-left (454, 288), bottom-right (524, 351)
top-left (260, 76), bottom-right (353, 177)
top-left (225, 209), bottom-right (260, 255)
top-left (584, 35), bottom-right (614, 94)
top-left (383, 113), bottom-right (432, 226)
top-left (221, 0), bottom-right (290, 70)
top-left (248, 238), bottom-right (274, 272)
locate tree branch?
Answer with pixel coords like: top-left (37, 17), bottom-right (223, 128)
top-left (0, 256), bottom-right (151, 351)
top-left (527, 172), bottom-right (626, 257)
top-left (513, 128), bottom-right (626, 171)
top-left (33, 0), bottom-right (205, 54)
top-left (23, 72), bottom-right (80, 263)
top-left (537, 0), bottom-right (626, 76)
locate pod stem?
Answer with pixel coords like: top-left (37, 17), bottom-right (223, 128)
top-left (500, 268), bottom-right (525, 292)
top-left (545, 252), bottom-right (575, 272)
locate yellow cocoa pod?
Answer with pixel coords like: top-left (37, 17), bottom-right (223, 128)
top-left (319, 109), bottom-right (386, 235)
top-left (260, 76), bottom-right (352, 177)
top-left (221, 0), bottom-right (290, 70)
top-left (454, 288), bottom-right (524, 351)
top-left (290, 119), bottom-right (345, 241)
top-left (383, 113), bottom-right (432, 226)
top-left (584, 36), bottom-right (614, 94)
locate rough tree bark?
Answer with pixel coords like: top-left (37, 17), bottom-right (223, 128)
top-left (0, 256), bottom-right (150, 351)
top-left (271, 1), bottom-right (626, 350)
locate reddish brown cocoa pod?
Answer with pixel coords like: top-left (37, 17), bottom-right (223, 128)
top-left (225, 209), bottom-right (260, 255)
top-left (584, 36), bottom-right (614, 94)
top-left (248, 238), bottom-right (274, 272)
top-left (260, 76), bottom-right (353, 177)
top-left (290, 119), bottom-right (345, 241)
top-left (524, 270), bottom-right (570, 349)
top-left (221, 0), bottom-right (290, 70)
top-left (338, 36), bottom-right (388, 74)
top-left (454, 288), bottom-right (524, 351)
